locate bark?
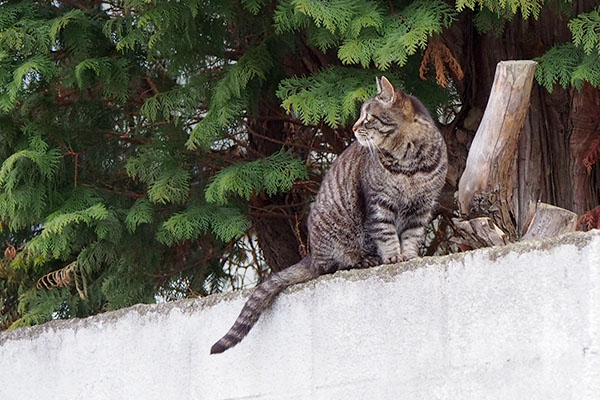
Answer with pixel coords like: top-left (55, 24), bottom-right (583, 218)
top-left (251, 197), bottom-right (304, 274)
top-left (569, 84), bottom-right (600, 214)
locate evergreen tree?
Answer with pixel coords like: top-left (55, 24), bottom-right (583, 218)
top-left (0, 0), bottom-right (598, 329)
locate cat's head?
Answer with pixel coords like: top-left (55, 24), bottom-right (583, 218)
top-left (352, 76), bottom-right (429, 151)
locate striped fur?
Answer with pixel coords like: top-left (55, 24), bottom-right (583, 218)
top-left (210, 76), bottom-right (447, 354)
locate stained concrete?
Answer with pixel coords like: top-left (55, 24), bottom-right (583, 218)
top-left (1, 230), bottom-right (599, 399)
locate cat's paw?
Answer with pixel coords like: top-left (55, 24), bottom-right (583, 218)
top-left (358, 256), bottom-right (380, 269)
top-left (382, 254), bottom-right (406, 264)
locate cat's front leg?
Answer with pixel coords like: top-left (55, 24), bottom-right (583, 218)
top-left (379, 245), bottom-right (404, 264)
top-left (400, 226), bottom-right (425, 260)
top-left (366, 204), bottom-right (404, 264)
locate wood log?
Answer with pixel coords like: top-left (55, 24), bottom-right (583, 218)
top-left (452, 217), bottom-right (509, 249)
top-left (458, 60), bottom-right (537, 240)
top-left (521, 202), bottom-right (578, 241)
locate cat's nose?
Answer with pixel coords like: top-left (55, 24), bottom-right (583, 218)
top-left (352, 122), bottom-right (360, 132)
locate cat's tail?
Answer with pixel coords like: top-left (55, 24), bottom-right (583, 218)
top-left (210, 255), bottom-right (315, 354)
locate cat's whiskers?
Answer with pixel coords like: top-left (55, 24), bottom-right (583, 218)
top-left (371, 140), bottom-right (384, 157)
top-left (366, 139), bottom-right (377, 159)
top-left (367, 138), bottom-right (380, 160)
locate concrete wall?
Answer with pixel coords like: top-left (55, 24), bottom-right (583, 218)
top-left (1, 231), bottom-right (600, 400)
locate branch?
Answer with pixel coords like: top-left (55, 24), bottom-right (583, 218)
top-left (243, 122), bottom-right (325, 153)
top-left (102, 130), bottom-right (150, 145)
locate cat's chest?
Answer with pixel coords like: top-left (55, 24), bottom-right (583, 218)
top-left (368, 170), bottom-right (424, 200)
top-left (363, 172), bottom-right (430, 223)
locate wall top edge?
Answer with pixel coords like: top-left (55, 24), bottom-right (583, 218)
top-left (1, 229), bottom-right (598, 346)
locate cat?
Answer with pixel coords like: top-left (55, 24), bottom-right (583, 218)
top-left (210, 76), bottom-right (447, 354)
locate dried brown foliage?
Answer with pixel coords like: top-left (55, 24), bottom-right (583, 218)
top-left (578, 206), bottom-right (600, 231)
top-left (4, 245), bottom-right (16, 261)
top-left (583, 136), bottom-right (600, 174)
top-left (37, 261), bottom-right (88, 300)
top-left (419, 36), bottom-right (464, 88)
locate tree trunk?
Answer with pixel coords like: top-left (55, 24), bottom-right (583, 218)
top-left (458, 60), bottom-right (537, 240)
top-left (450, 61), bottom-right (579, 247)
top-left (248, 39), bottom-right (335, 274)
top-left (248, 100), bottom-right (305, 273)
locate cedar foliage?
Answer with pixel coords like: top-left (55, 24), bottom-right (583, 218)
top-left (0, 0), bottom-right (599, 329)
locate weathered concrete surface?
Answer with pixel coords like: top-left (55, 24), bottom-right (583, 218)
top-left (1, 231), bottom-right (600, 399)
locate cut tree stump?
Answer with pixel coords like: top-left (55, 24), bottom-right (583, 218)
top-left (457, 60), bottom-right (537, 241)
top-left (521, 202), bottom-right (578, 241)
top-left (453, 60), bottom-right (580, 247)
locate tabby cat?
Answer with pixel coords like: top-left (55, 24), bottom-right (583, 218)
top-left (210, 76), bottom-right (447, 354)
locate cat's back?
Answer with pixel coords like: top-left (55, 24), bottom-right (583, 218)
top-left (307, 142), bottom-right (372, 271)
top-left (308, 142), bottom-right (370, 241)
top-left (313, 142), bottom-right (368, 209)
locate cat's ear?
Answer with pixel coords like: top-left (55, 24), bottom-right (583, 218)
top-left (375, 76), bottom-right (383, 93)
top-left (376, 76), bottom-right (395, 105)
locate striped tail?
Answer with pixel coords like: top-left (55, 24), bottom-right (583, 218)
top-left (210, 256), bottom-right (315, 354)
